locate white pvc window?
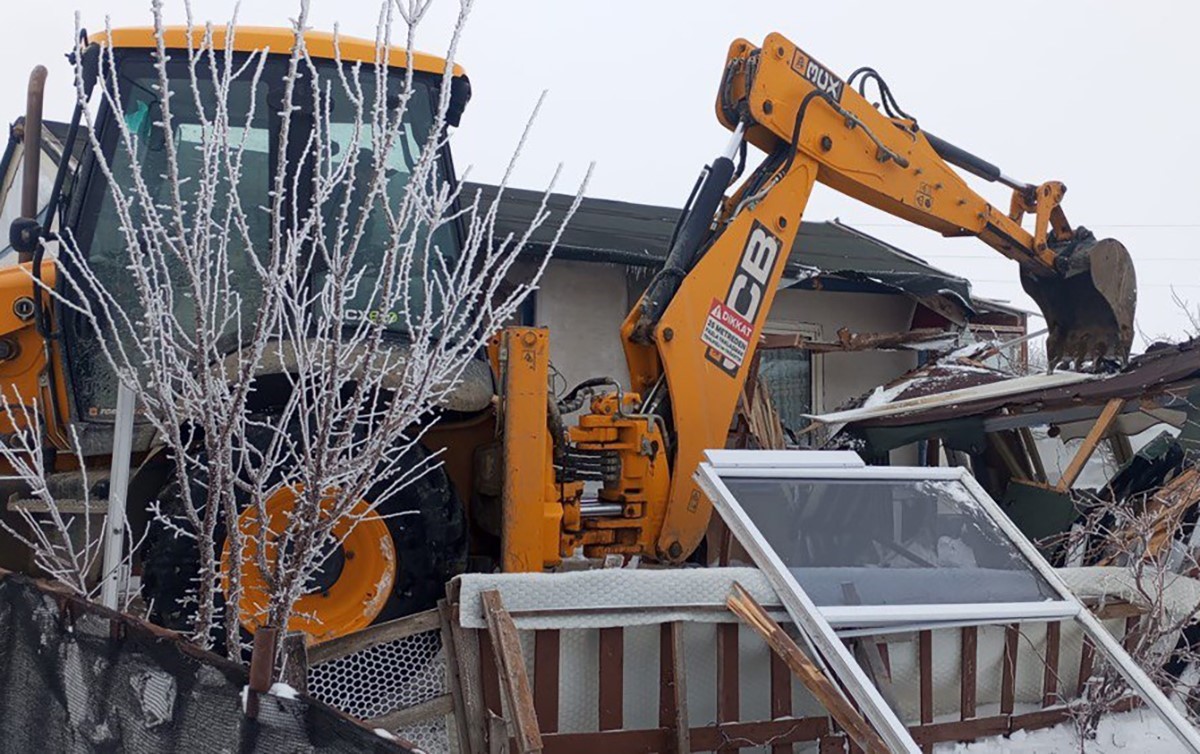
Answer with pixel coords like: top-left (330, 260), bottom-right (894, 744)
top-left (696, 449), bottom-right (1200, 753)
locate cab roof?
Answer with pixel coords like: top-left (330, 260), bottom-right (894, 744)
top-left (90, 26), bottom-right (463, 77)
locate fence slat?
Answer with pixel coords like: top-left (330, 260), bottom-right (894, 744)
top-left (1042, 621), bottom-right (1061, 708)
top-left (919, 630), bottom-right (933, 726)
top-left (598, 627), bottom-right (624, 731)
top-left (534, 630), bottom-right (560, 734)
top-left (659, 622), bottom-right (691, 754)
top-left (961, 626), bottom-right (977, 720)
top-left (718, 622), bottom-right (740, 727)
top-left (1001, 624), bottom-right (1018, 715)
top-left (770, 651), bottom-right (792, 754)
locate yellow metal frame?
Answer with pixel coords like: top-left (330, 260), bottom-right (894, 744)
top-left (90, 26), bottom-right (463, 75)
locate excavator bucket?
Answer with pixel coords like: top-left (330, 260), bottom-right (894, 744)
top-left (1020, 234), bottom-right (1136, 370)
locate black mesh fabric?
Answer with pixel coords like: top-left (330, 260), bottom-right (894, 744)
top-left (0, 574), bottom-right (412, 753)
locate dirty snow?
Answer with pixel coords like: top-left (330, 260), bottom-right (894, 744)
top-left (268, 682), bottom-right (299, 700)
top-left (934, 710), bottom-right (1187, 753)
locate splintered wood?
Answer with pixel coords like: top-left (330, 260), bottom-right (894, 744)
top-left (481, 589), bottom-right (543, 754)
top-left (726, 582), bottom-right (889, 754)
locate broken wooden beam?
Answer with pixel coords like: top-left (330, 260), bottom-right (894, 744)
top-left (726, 582), bottom-right (889, 754)
top-left (481, 589), bottom-right (543, 754)
top-left (760, 327), bottom-right (952, 353)
top-left (1055, 398), bottom-right (1124, 493)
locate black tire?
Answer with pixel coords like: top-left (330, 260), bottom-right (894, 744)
top-left (139, 424), bottom-right (466, 636)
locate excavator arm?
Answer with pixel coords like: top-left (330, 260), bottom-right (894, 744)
top-left (624, 32), bottom-right (1136, 563)
top-left (714, 34), bottom-right (1134, 369)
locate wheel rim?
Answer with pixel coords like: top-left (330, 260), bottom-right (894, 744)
top-left (221, 486), bottom-right (397, 644)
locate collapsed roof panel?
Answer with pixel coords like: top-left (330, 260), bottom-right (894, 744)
top-left (811, 338), bottom-right (1200, 431)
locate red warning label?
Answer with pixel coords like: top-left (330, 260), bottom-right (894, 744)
top-left (701, 298), bottom-right (753, 369)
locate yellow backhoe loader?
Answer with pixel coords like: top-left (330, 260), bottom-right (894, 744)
top-left (0, 27), bottom-right (1135, 642)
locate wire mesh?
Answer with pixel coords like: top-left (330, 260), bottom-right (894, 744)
top-left (309, 628), bottom-right (446, 721)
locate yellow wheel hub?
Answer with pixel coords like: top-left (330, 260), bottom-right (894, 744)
top-left (220, 486), bottom-right (397, 645)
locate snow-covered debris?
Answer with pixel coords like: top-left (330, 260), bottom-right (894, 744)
top-left (934, 709), bottom-right (1187, 753)
top-left (268, 682), bottom-right (299, 700)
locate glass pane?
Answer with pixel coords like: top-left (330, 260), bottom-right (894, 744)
top-left (757, 348), bottom-right (813, 443)
top-left (310, 68), bottom-right (455, 333)
top-left (722, 476), bottom-right (1061, 606)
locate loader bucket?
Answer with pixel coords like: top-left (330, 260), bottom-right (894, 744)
top-left (1020, 233), bottom-right (1136, 370)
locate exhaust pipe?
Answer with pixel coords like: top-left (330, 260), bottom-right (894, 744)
top-left (11, 65), bottom-right (48, 263)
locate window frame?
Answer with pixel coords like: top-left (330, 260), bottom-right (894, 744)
top-left (695, 450), bottom-right (1200, 753)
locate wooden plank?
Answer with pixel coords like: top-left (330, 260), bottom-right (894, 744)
top-left (1010, 706), bottom-right (1071, 734)
top-left (960, 626), bottom-right (977, 720)
top-left (481, 589), bottom-right (543, 754)
top-left (689, 717), bottom-right (831, 749)
top-left (369, 694), bottom-right (454, 730)
top-left (820, 736), bottom-right (849, 753)
top-left (480, 630), bottom-right (503, 716)
top-left (770, 651), bottom-right (793, 754)
top-left (1055, 398), bottom-right (1123, 493)
top-left (727, 583), bottom-right (889, 754)
top-left (308, 608), bottom-right (440, 664)
top-left (717, 623), bottom-right (740, 726)
top-left (918, 630), bottom-right (933, 726)
top-left (440, 599), bottom-right (482, 754)
top-left (1042, 621), bottom-right (1061, 708)
top-left (278, 631), bottom-right (308, 695)
top-left (541, 729), bottom-right (665, 754)
top-left (659, 622), bottom-right (690, 754)
top-left (1090, 599), bottom-right (1143, 620)
top-left (1001, 624), bottom-right (1018, 715)
top-left (1019, 427), bottom-right (1047, 483)
top-left (909, 715), bottom-right (1009, 747)
top-left (488, 713), bottom-right (509, 754)
top-left (533, 630), bottom-right (560, 734)
top-left (598, 627), bottom-right (624, 731)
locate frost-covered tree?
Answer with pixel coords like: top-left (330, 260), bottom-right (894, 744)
top-left (3, 0), bottom-right (586, 655)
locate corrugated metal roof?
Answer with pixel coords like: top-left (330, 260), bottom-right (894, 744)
top-left (464, 181), bottom-right (975, 312)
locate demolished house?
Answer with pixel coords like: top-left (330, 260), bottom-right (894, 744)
top-left (473, 183), bottom-right (1027, 443)
top-left (807, 337), bottom-right (1200, 557)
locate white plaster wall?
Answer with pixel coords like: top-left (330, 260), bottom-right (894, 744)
top-left (536, 269), bottom-right (924, 464)
top-left (767, 288), bottom-right (919, 412)
top-left (535, 259), bottom-right (633, 391)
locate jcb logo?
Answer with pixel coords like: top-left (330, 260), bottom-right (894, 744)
top-left (705, 220), bottom-right (783, 375)
top-left (790, 49), bottom-right (844, 102)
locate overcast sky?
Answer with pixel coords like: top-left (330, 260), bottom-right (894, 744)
top-left (1, 1), bottom-right (1196, 348)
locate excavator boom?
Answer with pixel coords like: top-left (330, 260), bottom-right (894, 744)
top-left (627, 33), bottom-right (1137, 563)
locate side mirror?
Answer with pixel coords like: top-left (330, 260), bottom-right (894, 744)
top-left (79, 43), bottom-right (100, 96)
top-left (12, 65), bottom-right (47, 262)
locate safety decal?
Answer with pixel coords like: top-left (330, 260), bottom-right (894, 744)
top-left (702, 298), bottom-right (753, 370)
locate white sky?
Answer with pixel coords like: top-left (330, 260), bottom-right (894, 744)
top-left (1, 1), bottom-right (1197, 347)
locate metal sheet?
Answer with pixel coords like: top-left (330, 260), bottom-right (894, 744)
top-left (808, 371), bottom-right (1095, 425)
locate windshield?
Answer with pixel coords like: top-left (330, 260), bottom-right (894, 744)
top-left (67, 50), bottom-right (455, 420)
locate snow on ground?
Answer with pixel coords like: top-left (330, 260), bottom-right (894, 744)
top-left (934, 710), bottom-right (1188, 753)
